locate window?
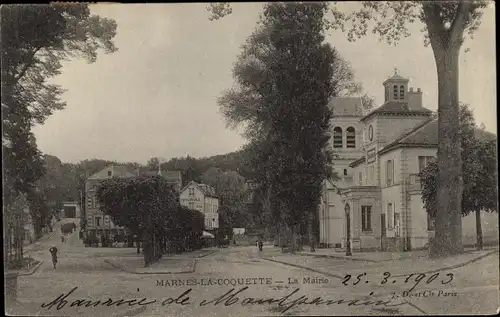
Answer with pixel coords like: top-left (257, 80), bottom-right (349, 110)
top-left (386, 160), bottom-right (394, 186)
top-left (361, 206), bottom-right (372, 232)
top-left (107, 171), bottom-right (112, 177)
top-left (387, 203), bottom-right (393, 229)
top-left (393, 85), bottom-right (398, 99)
top-left (95, 217), bottom-right (101, 227)
top-left (418, 156), bottom-right (435, 173)
top-left (399, 85), bottom-right (405, 99)
top-left (188, 202), bottom-right (194, 209)
top-left (358, 172), bottom-right (363, 185)
top-left (343, 169), bottom-right (348, 176)
top-left (188, 188), bottom-right (195, 196)
top-left (346, 127), bottom-right (356, 148)
top-left (333, 127), bottom-right (343, 148)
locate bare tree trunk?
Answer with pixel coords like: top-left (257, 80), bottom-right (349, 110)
top-left (475, 209), bottom-right (483, 250)
top-left (136, 235), bottom-right (141, 255)
top-left (431, 44), bottom-right (464, 258)
top-left (309, 211), bottom-right (315, 252)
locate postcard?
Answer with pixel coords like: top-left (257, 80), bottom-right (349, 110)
top-left (3, 2), bottom-right (498, 316)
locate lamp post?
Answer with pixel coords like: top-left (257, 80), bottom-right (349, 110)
top-left (345, 203), bottom-right (352, 256)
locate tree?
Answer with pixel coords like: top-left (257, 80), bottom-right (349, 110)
top-left (147, 157), bottom-right (160, 170)
top-left (200, 167), bottom-right (248, 232)
top-left (96, 176), bottom-right (204, 266)
top-left (208, 1), bottom-right (489, 257)
top-left (217, 3), bottom-right (339, 253)
top-left (2, 4), bottom-right (118, 265)
top-left (420, 104), bottom-right (498, 250)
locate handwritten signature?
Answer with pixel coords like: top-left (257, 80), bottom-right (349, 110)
top-left (41, 286), bottom-right (405, 314)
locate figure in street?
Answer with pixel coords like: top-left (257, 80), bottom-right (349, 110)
top-left (49, 246), bottom-right (58, 269)
top-left (258, 239), bottom-right (263, 252)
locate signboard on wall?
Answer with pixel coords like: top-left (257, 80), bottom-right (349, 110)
top-left (367, 148), bottom-right (376, 164)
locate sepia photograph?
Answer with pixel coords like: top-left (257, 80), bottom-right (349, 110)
top-left (2, 2), bottom-right (498, 316)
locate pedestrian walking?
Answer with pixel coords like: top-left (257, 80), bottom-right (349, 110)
top-left (49, 246), bottom-right (58, 269)
top-left (61, 235), bottom-right (65, 243)
top-left (258, 240), bottom-right (263, 252)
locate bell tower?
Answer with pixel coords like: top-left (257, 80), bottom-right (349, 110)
top-left (382, 68), bottom-right (409, 103)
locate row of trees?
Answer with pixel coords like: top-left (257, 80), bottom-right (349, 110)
top-left (209, 1), bottom-right (490, 257)
top-left (2, 4), bottom-right (118, 268)
top-left (96, 176), bottom-right (205, 266)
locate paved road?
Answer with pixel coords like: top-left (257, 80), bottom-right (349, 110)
top-left (7, 229), bottom-right (499, 317)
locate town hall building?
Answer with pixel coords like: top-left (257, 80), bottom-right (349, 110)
top-left (319, 72), bottom-right (498, 252)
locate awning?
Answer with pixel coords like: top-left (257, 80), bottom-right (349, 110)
top-left (202, 231), bottom-right (215, 239)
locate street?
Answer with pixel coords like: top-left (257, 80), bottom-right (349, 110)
top-left (7, 221), bottom-right (499, 316)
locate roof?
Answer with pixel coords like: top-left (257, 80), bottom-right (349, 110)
top-left (361, 101), bottom-right (433, 122)
top-left (328, 97), bottom-right (364, 117)
top-left (88, 165), bottom-right (136, 180)
top-left (378, 118), bottom-right (438, 155)
top-left (180, 181), bottom-right (218, 198)
top-left (350, 118), bottom-right (437, 168)
top-left (135, 167), bottom-right (182, 182)
top-left (382, 74), bottom-right (408, 85)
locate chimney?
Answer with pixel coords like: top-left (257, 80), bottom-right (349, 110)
top-left (408, 87), bottom-right (423, 110)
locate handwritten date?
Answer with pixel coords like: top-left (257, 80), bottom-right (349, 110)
top-left (342, 272), bottom-right (454, 292)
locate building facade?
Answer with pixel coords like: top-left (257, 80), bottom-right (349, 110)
top-left (84, 165), bottom-right (135, 238)
top-left (179, 181), bottom-right (219, 230)
top-left (319, 72), bottom-right (499, 251)
top-left (84, 166), bottom-right (184, 239)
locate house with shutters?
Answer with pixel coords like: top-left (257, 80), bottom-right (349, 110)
top-left (319, 71), bottom-right (499, 252)
top-left (179, 181), bottom-right (219, 231)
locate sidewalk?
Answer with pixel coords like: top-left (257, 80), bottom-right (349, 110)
top-left (298, 244), bottom-right (499, 263)
top-left (299, 248), bottom-right (428, 263)
top-left (103, 248), bottom-right (218, 274)
top-left (262, 247), bottom-right (499, 277)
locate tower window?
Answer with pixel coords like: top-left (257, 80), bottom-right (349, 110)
top-left (393, 85), bottom-right (398, 99)
top-left (343, 169), bottom-right (348, 176)
top-left (333, 127), bottom-right (343, 148)
top-left (346, 127), bottom-right (356, 148)
top-left (399, 85), bottom-right (405, 99)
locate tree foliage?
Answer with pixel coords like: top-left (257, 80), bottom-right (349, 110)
top-left (420, 104), bottom-right (498, 248)
top-left (217, 3), bottom-right (341, 250)
top-left (200, 167), bottom-right (249, 229)
top-left (1, 4), bottom-right (118, 260)
top-left (96, 176), bottom-right (204, 266)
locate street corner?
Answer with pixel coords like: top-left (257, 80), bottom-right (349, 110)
top-left (9, 259), bottom-right (44, 277)
top-left (103, 258), bottom-right (197, 275)
top-left (102, 258), bottom-right (135, 274)
top-left (195, 249), bottom-right (220, 258)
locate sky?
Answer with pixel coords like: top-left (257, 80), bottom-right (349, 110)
top-left (32, 3), bottom-right (497, 165)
